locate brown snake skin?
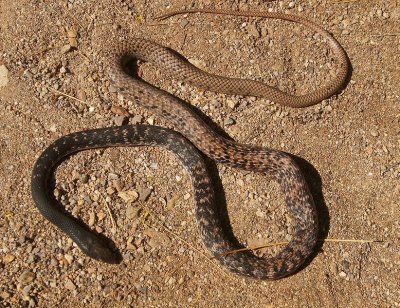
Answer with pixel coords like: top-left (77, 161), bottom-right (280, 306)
top-left (102, 9), bottom-right (348, 279)
top-left (101, 10), bottom-right (348, 279)
top-left (31, 9), bottom-right (348, 280)
top-left (156, 9), bottom-right (349, 108)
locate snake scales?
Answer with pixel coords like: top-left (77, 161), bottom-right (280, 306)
top-left (31, 9), bottom-right (348, 279)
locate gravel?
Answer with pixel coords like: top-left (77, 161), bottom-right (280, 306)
top-left (0, 0), bottom-right (398, 307)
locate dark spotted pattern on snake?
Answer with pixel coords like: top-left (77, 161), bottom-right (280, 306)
top-left (32, 9), bottom-right (348, 279)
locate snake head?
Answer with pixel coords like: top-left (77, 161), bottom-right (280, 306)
top-left (77, 231), bottom-right (120, 264)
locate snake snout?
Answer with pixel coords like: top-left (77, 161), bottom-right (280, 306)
top-left (91, 241), bottom-right (119, 264)
top-left (79, 234), bottom-right (120, 264)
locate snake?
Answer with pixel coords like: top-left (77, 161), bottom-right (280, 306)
top-left (31, 9), bottom-right (348, 279)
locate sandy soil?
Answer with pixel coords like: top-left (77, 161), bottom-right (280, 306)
top-left (0, 0), bottom-right (399, 307)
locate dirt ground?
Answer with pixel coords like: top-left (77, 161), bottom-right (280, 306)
top-left (0, 0), bottom-right (399, 307)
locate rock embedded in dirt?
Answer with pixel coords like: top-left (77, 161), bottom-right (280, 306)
top-left (0, 65), bottom-right (9, 86)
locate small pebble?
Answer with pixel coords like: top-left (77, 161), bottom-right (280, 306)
top-left (50, 258), bottom-right (58, 267)
top-left (168, 277), bottom-right (176, 285)
top-left (209, 100), bottom-right (222, 110)
top-left (167, 194), bottom-right (180, 210)
top-left (126, 205), bottom-right (141, 219)
top-left (113, 24), bottom-right (122, 30)
top-left (246, 24), bottom-right (260, 38)
top-left (180, 19), bottom-right (189, 27)
top-left (126, 237), bottom-right (137, 250)
top-left (108, 85), bottom-right (117, 93)
top-left (131, 114), bottom-right (143, 124)
top-left (23, 69), bottom-right (34, 79)
top-left (3, 254), bottom-right (15, 263)
top-left (224, 117), bottom-right (235, 126)
top-left (97, 211), bottom-right (107, 221)
top-left (150, 162), bottom-right (158, 169)
top-left (67, 29), bottom-right (78, 48)
top-left (64, 254), bottom-right (74, 265)
top-left (102, 285), bottom-right (113, 296)
top-left (106, 186), bottom-right (115, 195)
top-left (18, 270), bottom-right (35, 284)
top-left (108, 173), bottom-right (119, 180)
top-left (48, 124), bottom-right (57, 132)
top-left (27, 254), bottom-right (37, 264)
top-left (40, 87), bottom-right (48, 97)
top-left (138, 187), bottom-right (152, 202)
top-left (113, 115), bottom-right (126, 126)
top-left (65, 278), bottom-right (76, 291)
top-left (22, 284), bottom-right (32, 294)
top-left (147, 117), bottom-right (155, 125)
top-left (370, 129), bottom-right (379, 137)
top-left (255, 209), bottom-right (264, 218)
top-left (111, 105), bottom-right (129, 116)
top-left (49, 279), bottom-right (57, 288)
top-left (61, 44), bottom-right (72, 54)
top-left (226, 99), bottom-right (238, 109)
top-left (118, 190), bottom-right (139, 203)
top-left (88, 211), bottom-right (96, 226)
top-left (80, 174), bottom-right (89, 184)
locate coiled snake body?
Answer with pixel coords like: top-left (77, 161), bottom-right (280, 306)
top-left (32, 10), bottom-right (348, 279)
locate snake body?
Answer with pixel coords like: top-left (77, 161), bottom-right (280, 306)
top-left (31, 126), bottom-right (214, 264)
top-left (32, 10), bottom-right (348, 279)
